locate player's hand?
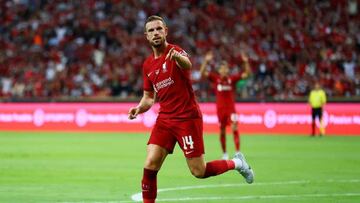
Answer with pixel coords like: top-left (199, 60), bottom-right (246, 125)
top-left (128, 106), bottom-right (140, 120)
top-left (204, 51), bottom-right (213, 62)
top-left (165, 47), bottom-right (180, 61)
top-left (240, 51), bottom-right (249, 62)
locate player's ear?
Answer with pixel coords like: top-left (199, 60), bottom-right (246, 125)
top-left (144, 23), bottom-right (149, 39)
top-left (164, 26), bottom-right (168, 37)
top-left (144, 31), bottom-right (150, 41)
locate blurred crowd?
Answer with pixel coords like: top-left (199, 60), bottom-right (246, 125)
top-left (1, 0), bottom-right (360, 101)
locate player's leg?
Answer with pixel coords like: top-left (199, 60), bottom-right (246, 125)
top-left (142, 144), bottom-right (168, 203)
top-left (144, 144), bottom-right (168, 170)
top-left (186, 155), bottom-right (233, 178)
top-left (178, 118), bottom-right (254, 183)
top-left (231, 113), bottom-right (240, 154)
top-left (311, 108), bottom-right (316, 136)
top-left (186, 154), bottom-right (253, 183)
top-left (318, 108), bottom-right (325, 136)
top-left (218, 111), bottom-right (228, 159)
top-left (142, 119), bottom-right (177, 203)
top-left (219, 125), bottom-right (228, 159)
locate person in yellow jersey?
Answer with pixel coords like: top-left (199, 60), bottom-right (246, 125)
top-left (308, 82), bottom-right (327, 136)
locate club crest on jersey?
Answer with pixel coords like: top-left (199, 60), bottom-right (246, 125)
top-left (162, 62), bottom-right (167, 73)
top-left (155, 69), bottom-right (160, 75)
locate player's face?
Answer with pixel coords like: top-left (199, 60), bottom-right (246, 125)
top-left (218, 64), bottom-right (229, 77)
top-left (145, 20), bottom-right (167, 48)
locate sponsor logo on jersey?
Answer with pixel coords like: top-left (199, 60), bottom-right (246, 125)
top-left (217, 84), bottom-right (232, 91)
top-left (153, 77), bottom-right (175, 92)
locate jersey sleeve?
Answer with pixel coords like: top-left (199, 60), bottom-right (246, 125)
top-left (142, 63), bottom-right (153, 92)
top-left (173, 45), bottom-right (190, 58)
top-left (172, 45), bottom-right (191, 74)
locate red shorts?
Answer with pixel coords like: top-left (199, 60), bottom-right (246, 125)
top-left (217, 109), bottom-right (238, 128)
top-left (148, 118), bottom-right (204, 158)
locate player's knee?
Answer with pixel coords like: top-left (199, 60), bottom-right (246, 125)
top-left (189, 166), bottom-right (206, 179)
top-left (220, 127), bottom-right (226, 134)
top-left (232, 125), bottom-right (237, 131)
top-left (144, 158), bottom-right (162, 170)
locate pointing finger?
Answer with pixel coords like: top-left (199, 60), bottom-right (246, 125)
top-left (165, 47), bottom-right (174, 60)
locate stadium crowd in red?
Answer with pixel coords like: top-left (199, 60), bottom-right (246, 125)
top-left (0, 0), bottom-right (359, 101)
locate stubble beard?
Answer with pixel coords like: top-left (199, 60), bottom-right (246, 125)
top-left (151, 38), bottom-right (164, 48)
top-left (152, 43), bottom-right (162, 48)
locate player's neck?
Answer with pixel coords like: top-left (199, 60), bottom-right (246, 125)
top-left (152, 41), bottom-right (168, 59)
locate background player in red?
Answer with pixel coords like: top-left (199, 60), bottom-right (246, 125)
top-left (128, 15), bottom-right (254, 203)
top-left (200, 51), bottom-right (252, 160)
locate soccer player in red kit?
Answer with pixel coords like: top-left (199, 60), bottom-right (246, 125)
top-left (200, 51), bottom-right (251, 160)
top-left (128, 15), bottom-right (254, 203)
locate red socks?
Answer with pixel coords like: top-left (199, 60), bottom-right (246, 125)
top-left (220, 131), bottom-right (226, 153)
top-left (142, 168), bottom-right (158, 203)
top-left (221, 130), bottom-right (240, 152)
top-left (142, 161), bottom-right (236, 202)
top-left (233, 130), bottom-right (240, 151)
top-left (203, 160), bottom-right (235, 178)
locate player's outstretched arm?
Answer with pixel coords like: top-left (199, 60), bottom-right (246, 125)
top-left (165, 47), bottom-right (192, 69)
top-left (240, 52), bottom-right (252, 79)
top-left (199, 51), bottom-right (213, 78)
top-left (128, 91), bottom-right (155, 120)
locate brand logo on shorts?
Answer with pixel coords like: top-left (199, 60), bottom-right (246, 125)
top-left (185, 150), bottom-right (194, 155)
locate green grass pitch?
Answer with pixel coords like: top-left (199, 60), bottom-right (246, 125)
top-left (0, 132), bottom-right (359, 203)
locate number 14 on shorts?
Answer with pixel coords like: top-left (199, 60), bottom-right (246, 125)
top-left (182, 135), bottom-right (194, 150)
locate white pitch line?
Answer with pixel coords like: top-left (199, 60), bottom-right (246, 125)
top-left (60, 179), bottom-right (360, 203)
top-left (153, 193), bottom-right (360, 202)
top-left (130, 179), bottom-right (360, 202)
top-left (63, 192), bottom-right (360, 203)
top-left (130, 180), bottom-right (311, 201)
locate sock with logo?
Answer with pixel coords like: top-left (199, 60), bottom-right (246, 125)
top-left (142, 168), bottom-right (158, 203)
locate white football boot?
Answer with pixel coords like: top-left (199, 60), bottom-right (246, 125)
top-left (233, 152), bottom-right (254, 184)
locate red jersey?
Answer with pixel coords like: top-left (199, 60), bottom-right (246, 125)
top-left (208, 72), bottom-right (242, 111)
top-left (143, 44), bottom-right (202, 119)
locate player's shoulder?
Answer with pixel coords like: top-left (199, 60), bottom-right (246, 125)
top-left (168, 43), bottom-right (181, 50)
top-left (143, 54), bottom-right (154, 69)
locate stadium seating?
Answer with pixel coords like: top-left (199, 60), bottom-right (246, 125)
top-left (0, 0), bottom-right (359, 100)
